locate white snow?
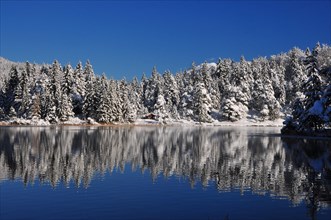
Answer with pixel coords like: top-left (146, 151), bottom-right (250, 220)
top-left (61, 117), bottom-right (86, 125)
top-left (133, 116), bottom-right (283, 127)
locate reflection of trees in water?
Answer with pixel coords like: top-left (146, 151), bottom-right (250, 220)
top-left (0, 127), bottom-right (330, 208)
top-left (282, 137), bottom-right (331, 219)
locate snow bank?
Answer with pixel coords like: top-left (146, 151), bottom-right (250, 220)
top-left (132, 117), bottom-right (283, 127)
top-left (0, 116), bottom-right (284, 127)
top-left (61, 117), bottom-right (86, 125)
top-left (5, 117), bottom-right (51, 126)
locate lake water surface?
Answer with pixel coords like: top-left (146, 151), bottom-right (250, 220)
top-left (0, 126), bottom-right (330, 220)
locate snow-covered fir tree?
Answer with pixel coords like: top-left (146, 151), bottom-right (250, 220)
top-left (162, 70), bottom-right (180, 120)
top-left (220, 58), bottom-right (251, 121)
top-left (17, 69), bottom-right (31, 118)
top-left (96, 74), bottom-right (111, 123)
top-left (193, 78), bottom-right (213, 123)
top-left (83, 72), bottom-right (97, 119)
top-left (106, 79), bottom-right (122, 122)
top-left (285, 48), bottom-right (307, 104)
top-left (58, 92), bottom-right (74, 121)
top-left (144, 66), bottom-right (164, 113)
top-left (130, 76), bottom-right (145, 118)
top-left (250, 57), bottom-right (281, 120)
top-left (3, 66), bottom-right (20, 114)
top-left (178, 64), bottom-right (196, 120)
top-left (27, 94), bottom-right (41, 120)
top-left (119, 79), bottom-right (136, 122)
top-left (282, 43), bottom-right (331, 133)
top-left (72, 61), bottom-right (85, 115)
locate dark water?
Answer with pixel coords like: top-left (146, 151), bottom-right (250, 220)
top-left (0, 126), bottom-right (330, 220)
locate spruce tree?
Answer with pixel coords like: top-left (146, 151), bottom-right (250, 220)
top-left (58, 92), bottom-right (74, 121)
top-left (285, 51), bottom-right (306, 104)
top-left (96, 74), bottom-right (111, 123)
top-left (18, 70), bottom-right (31, 118)
top-left (0, 107), bottom-right (5, 120)
top-left (108, 80), bottom-right (121, 122)
top-left (130, 77), bottom-right (144, 118)
top-left (194, 79), bottom-right (212, 123)
top-left (299, 45), bottom-right (324, 131)
top-left (72, 61), bottom-right (85, 115)
top-left (178, 67), bottom-right (195, 120)
top-left (283, 44), bottom-right (329, 133)
top-left (144, 66), bottom-right (163, 112)
top-left (27, 94), bottom-right (41, 120)
top-left (163, 71), bottom-right (180, 120)
top-left (4, 66), bottom-right (20, 114)
top-left (83, 77), bottom-right (99, 119)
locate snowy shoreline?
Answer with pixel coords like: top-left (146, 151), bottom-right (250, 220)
top-left (0, 117), bottom-right (284, 127)
top-left (4, 118), bottom-right (331, 139)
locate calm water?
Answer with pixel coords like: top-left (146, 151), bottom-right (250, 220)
top-left (0, 126), bottom-right (330, 220)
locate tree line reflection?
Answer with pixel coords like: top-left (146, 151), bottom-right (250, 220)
top-left (0, 126), bottom-right (330, 210)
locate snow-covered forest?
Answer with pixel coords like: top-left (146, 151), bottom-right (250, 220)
top-left (0, 43), bottom-right (330, 127)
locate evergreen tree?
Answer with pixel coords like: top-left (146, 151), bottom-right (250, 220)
top-left (201, 62), bottom-right (221, 112)
top-left (82, 60), bottom-right (97, 119)
top-left (118, 80), bottom-right (136, 122)
top-left (215, 58), bottom-right (232, 95)
top-left (269, 56), bottom-right (286, 106)
top-left (58, 92), bottom-right (74, 121)
top-left (0, 107), bottom-right (6, 120)
top-left (108, 80), bottom-right (121, 122)
top-left (18, 85), bottom-right (30, 118)
top-left (72, 61), bottom-right (85, 115)
top-left (49, 60), bottom-right (64, 119)
top-left (4, 66), bottom-right (20, 114)
top-left (237, 56), bottom-right (252, 108)
top-left (285, 50), bottom-right (306, 104)
top-left (25, 61), bottom-right (37, 78)
top-left (130, 77), bottom-right (144, 118)
top-left (124, 83), bottom-right (137, 122)
top-left (283, 44), bottom-right (330, 133)
top-left (154, 93), bottom-right (168, 122)
top-left (250, 58), bottom-right (280, 120)
top-left (298, 45), bottom-right (325, 131)
top-left (163, 71), bottom-right (180, 120)
top-left (84, 60), bottom-right (95, 82)
top-left (194, 80), bottom-right (212, 123)
top-left (144, 66), bottom-right (163, 112)
top-left (220, 59), bottom-right (251, 121)
top-left (42, 85), bottom-right (58, 123)
top-left (221, 86), bottom-right (248, 121)
top-left (302, 47), bottom-right (323, 110)
top-left (96, 74), bottom-right (111, 123)
top-left (63, 64), bottom-right (74, 95)
top-left (18, 70), bottom-right (31, 118)
top-left (27, 94), bottom-right (41, 120)
top-left (83, 77), bottom-right (98, 119)
top-left (178, 65), bottom-right (196, 120)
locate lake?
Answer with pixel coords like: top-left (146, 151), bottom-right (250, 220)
top-left (0, 126), bottom-right (330, 220)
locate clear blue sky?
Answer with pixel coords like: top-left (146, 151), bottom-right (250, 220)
top-left (1, 0), bottom-right (330, 80)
